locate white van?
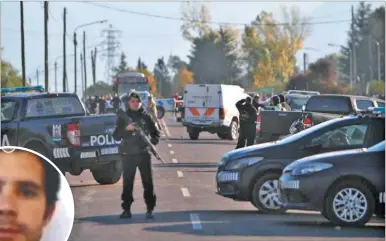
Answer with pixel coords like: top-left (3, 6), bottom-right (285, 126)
top-left (182, 84), bottom-right (249, 140)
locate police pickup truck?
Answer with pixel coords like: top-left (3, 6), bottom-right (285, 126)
top-left (1, 86), bottom-right (122, 185)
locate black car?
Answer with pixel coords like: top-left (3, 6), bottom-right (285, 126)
top-left (279, 140), bottom-right (385, 226)
top-left (216, 114), bottom-right (385, 214)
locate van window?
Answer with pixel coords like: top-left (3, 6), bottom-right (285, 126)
top-left (376, 101), bottom-right (385, 107)
top-left (25, 96), bottom-right (85, 118)
top-left (356, 99), bottom-right (374, 110)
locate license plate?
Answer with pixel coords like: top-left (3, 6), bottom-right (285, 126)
top-left (100, 147), bottom-right (119, 155)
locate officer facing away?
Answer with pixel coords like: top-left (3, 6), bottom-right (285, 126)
top-left (113, 92), bottom-right (160, 219)
top-left (235, 97), bottom-right (258, 149)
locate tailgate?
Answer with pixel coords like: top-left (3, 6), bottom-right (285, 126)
top-left (260, 110), bottom-right (303, 135)
top-left (184, 85), bottom-right (220, 125)
top-left (79, 114), bottom-right (120, 153)
top-left (310, 112), bottom-right (340, 125)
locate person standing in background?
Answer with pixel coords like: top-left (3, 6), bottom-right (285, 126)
top-left (235, 97), bottom-right (258, 149)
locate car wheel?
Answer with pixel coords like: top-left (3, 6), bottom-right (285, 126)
top-left (188, 129), bottom-right (200, 140)
top-left (251, 173), bottom-right (287, 214)
top-left (91, 160), bottom-right (122, 185)
top-left (228, 120), bottom-right (238, 140)
top-left (324, 180), bottom-right (375, 226)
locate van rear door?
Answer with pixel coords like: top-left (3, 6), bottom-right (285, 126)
top-left (184, 84), bottom-right (221, 125)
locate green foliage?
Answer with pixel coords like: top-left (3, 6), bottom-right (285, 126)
top-left (85, 81), bottom-right (113, 96)
top-left (153, 57), bottom-right (173, 97)
top-left (1, 60), bottom-right (23, 88)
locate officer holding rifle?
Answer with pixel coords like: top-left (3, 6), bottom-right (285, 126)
top-left (113, 92), bottom-right (160, 219)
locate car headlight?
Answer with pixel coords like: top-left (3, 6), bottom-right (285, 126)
top-left (225, 157), bottom-right (263, 170)
top-left (291, 162), bottom-right (333, 176)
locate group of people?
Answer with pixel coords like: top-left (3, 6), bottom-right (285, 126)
top-left (85, 94), bottom-right (121, 114)
top-left (235, 93), bottom-right (291, 149)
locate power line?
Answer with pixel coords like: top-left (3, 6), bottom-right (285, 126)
top-left (100, 24), bottom-right (121, 82)
top-left (82, 2), bottom-right (354, 26)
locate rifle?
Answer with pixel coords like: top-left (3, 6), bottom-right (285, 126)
top-left (117, 109), bottom-right (165, 163)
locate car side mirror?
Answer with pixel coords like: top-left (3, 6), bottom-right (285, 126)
top-left (302, 105), bottom-right (306, 112)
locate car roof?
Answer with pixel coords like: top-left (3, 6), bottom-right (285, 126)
top-left (2, 92), bottom-right (77, 100)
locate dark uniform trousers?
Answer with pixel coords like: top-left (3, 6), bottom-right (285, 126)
top-left (236, 124), bottom-right (256, 149)
top-left (121, 152), bottom-right (157, 211)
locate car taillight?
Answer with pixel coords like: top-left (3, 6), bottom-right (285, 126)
top-left (219, 108), bottom-right (226, 119)
top-left (256, 115), bottom-right (262, 132)
top-left (67, 123), bottom-right (80, 146)
top-left (303, 116), bottom-right (312, 128)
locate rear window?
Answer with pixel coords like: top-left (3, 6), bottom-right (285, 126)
top-left (376, 101), bottom-right (385, 107)
top-left (305, 96), bottom-right (351, 114)
top-left (356, 99), bottom-right (374, 110)
top-left (288, 97), bottom-right (309, 110)
top-left (25, 96), bottom-right (85, 118)
top-left (1, 100), bottom-right (17, 121)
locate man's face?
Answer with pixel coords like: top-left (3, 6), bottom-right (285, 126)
top-left (0, 152), bottom-right (56, 241)
top-left (128, 97), bottom-right (141, 111)
top-left (254, 97), bottom-right (259, 103)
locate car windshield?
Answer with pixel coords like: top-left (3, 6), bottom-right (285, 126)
top-left (278, 116), bottom-right (356, 144)
top-left (25, 96), bottom-right (85, 118)
top-left (367, 141), bottom-right (385, 152)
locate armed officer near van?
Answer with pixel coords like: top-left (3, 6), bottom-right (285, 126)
top-left (235, 96), bottom-right (258, 148)
top-left (113, 92), bottom-right (160, 219)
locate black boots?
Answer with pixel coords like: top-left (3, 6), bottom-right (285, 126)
top-left (119, 209), bottom-right (154, 219)
top-left (119, 210), bottom-right (132, 219)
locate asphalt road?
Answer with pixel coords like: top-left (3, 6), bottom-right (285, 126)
top-left (66, 113), bottom-right (385, 241)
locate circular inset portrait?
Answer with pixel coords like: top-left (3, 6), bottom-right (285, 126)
top-left (0, 146), bottom-right (74, 241)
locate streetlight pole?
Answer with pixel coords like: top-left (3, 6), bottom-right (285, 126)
top-left (369, 38), bottom-right (381, 81)
top-left (73, 19), bottom-right (107, 95)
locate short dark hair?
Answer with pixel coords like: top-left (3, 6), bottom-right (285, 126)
top-left (272, 95), bottom-right (280, 105)
top-left (127, 92), bottom-right (141, 102)
top-left (245, 96), bottom-right (252, 104)
top-left (278, 94), bottom-right (285, 103)
top-left (0, 149), bottom-right (60, 207)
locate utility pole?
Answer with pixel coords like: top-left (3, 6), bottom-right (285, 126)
top-left (36, 69), bottom-right (39, 85)
top-left (351, 5), bottom-right (357, 87)
top-left (80, 53), bottom-right (85, 99)
top-left (83, 31), bottom-right (87, 93)
top-left (54, 62), bottom-right (58, 92)
top-left (44, 1), bottom-right (49, 90)
top-left (73, 32), bottom-right (78, 94)
top-left (303, 52), bottom-right (307, 73)
top-left (91, 47), bottom-right (97, 85)
top-left (20, 1), bottom-right (26, 86)
top-left (63, 7), bottom-right (67, 92)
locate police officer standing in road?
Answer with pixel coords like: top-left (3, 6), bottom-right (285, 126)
top-left (235, 96), bottom-right (258, 149)
top-left (113, 92), bottom-right (160, 219)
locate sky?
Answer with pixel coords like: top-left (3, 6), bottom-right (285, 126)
top-left (1, 1), bottom-right (384, 98)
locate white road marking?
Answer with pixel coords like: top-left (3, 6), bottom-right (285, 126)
top-left (161, 118), bottom-right (171, 137)
top-left (177, 171), bottom-right (183, 177)
top-left (181, 187), bottom-right (191, 197)
top-left (79, 190), bottom-right (96, 203)
top-left (168, 143), bottom-right (172, 148)
top-left (172, 158), bottom-right (178, 163)
top-left (190, 213), bottom-right (203, 230)
top-left (170, 150), bottom-right (175, 155)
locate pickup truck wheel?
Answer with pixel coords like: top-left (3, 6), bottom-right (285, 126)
top-left (91, 160), bottom-right (122, 185)
top-left (217, 132), bottom-right (228, 140)
top-left (323, 180), bottom-right (375, 227)
top-left (188, 129), bottom-right (200, 140)
top-left (227, 120), bottom-right (238, 140)
top-left (251, 173), bottom-right (287, 214)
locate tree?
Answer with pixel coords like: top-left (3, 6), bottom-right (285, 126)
top-left (178, 67), bottom-right (194, 90)
top-left (241, 6), bottom-right (310, 89)
top-left (136, 67), bottom-right (157, 96)
top-left (180, 2), bottom-right (212, 41)
top-left (85, 81), bottom-right (113, 96)
top-left (1, 60), bottom-right (23, 88)
top-left (136, 57), bottom-right (148, 70)
top-left (153, 57), bottom-right (172, 97)
top-left (112, 52), bottom-right (129, 77)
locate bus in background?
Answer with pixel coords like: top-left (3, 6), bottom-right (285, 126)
top-left (112, 72), bottom-right (150, 95)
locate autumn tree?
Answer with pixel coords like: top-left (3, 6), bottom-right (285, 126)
top-left (1, 59), bottom-right (23, 88)
top-left (177, 67), bottom-right (195, 91)
top-left (241, 6), bottom-right (310, 88)
top-left (136, 66), bottom-right (158, 96)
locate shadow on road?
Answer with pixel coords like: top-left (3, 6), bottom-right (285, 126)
top-left (76, 210), bottom-right (384, 238)
top-left (153, 162), bottom-right (218, 168)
